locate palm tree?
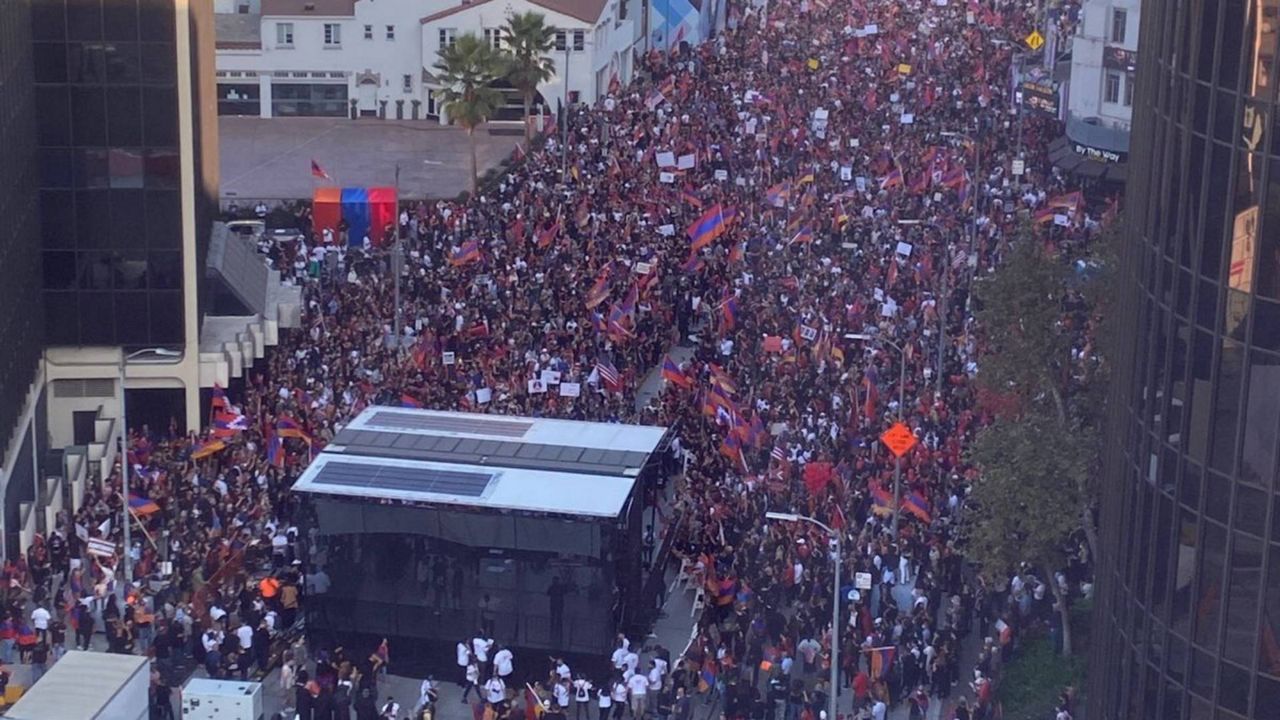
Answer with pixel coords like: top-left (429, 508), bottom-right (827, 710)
top-left (501, 11), bottom-right (556, 141)
top-left (434, 33), bottom-right (505, 193)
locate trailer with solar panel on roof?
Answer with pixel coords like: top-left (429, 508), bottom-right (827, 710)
top-left (290, 408), bottom-right (672, 662)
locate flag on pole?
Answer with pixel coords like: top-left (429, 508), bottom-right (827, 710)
top-left (400, 394), bottom-right (423, 408)
top-left (904, 491), bottom-right (933, 523)
top-left (687, 204), bottom-right (730, 251)
top-left (661, 356), bottom-right (692, 388)
top-left (867, 646), bottom-right (896, 679)
top-left (595, 361), bottom-right (621, 392)
top-left (128, 495), bottom-right (161, 516)
top-left (311, 159), bottom-right (330, 180)
top-left (191, 438), bottom-right (227, 460)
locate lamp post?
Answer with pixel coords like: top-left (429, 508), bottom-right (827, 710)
top-left (765, 512), bottom-right (840, 720)
top-left (846, 334), bottom-right (906, 538)
top-left (118, 347), bottom-right (180, 582)
top-left (939, 129), bottom-right (982, 392)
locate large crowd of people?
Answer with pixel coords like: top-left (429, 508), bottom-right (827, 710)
top-left (4, 0), bottom-right (1111, 718)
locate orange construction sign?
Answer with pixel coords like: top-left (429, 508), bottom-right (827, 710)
top-left (880, 422), bottom-right (918, 458)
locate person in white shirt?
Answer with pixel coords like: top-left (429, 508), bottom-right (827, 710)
top-left (621, 650), bottom-right (639, 679)
top-left (494, 646), bottom-right (514, 678)
top-left (484, 675), bottom-right (507, 706)
top-left (473, 634), bottom-right (493, 666)
top-left (626, 672), bottom-right (648, 718)
top-left (597, 684), bottom-right (613, 720)
top-left (553, 679), bottom-right (571, 709)
top-left (646, 664), bottom-right (662, 695)
top-left (554, 657), bottom-right (572, 681)
top-left (574, 677), bottom-right (594, 720)
top-left (457, 640), bottom-right (473, 686)
top-left (462, 661), bottom-right (482, 704)
top-left (610, 679), bottom-right (628, 720)
top-left (30, 605), bottom-right (50, 642)
top-left (235, 621), bottom-right (253, 657)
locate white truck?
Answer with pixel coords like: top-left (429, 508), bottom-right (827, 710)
top-left (180, 678), bottom-right (264, 720)
top-left (2, 651), bottom-right (150, 720)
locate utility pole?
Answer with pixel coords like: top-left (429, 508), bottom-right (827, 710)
top-left (561, 37), bottom-right (571, 184)
top-left (393, 163), bottom-right (403, 351)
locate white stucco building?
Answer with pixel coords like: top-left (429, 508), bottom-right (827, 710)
top-left (214, 0), bottom-right (650, 121)
top-left (1062, 0), bottom-right (1138, 170)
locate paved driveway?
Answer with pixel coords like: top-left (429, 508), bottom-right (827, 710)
top-left (218, 117), bottom-right (520, 202)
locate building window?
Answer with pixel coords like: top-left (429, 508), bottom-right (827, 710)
top-left (484, 28), bottom-right (502, 49)
top-left (1124, 72), bottom-right (1135, 106)
top-left (1112, 9), bottom-right (1127, 43)
top-left (439, 28), bottom-right (457, 49)
top-left (403, 74), bottom-right (412, 93)
top-left (363, 24), bottom-right (372, 40)
top-left (426, 88), bottom-right (439, 116)
top-left (386, 24), bottom-right (395, 40)
top-left (554, 30), bottom-right (567, 51)
top-left (573, 30), bottom-right (585, 51)
top-left (1105, 71), bottom-right (1121, 103)
top-left (276, 22), bottom-right (294, 46)
top-left (324, 23), bottom-right (342, 46)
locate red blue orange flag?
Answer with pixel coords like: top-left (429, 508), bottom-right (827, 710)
top-left (687, 204), bottom-right (730, 251)
top-left (662, 356), bottom-right (692, 389)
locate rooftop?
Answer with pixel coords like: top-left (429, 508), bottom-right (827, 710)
top-left (214, 12), bottom-right (262, 49)
top-left (261, 0), bottom-right (356, 17)
top-left (420, 0), bottom-right (609, 26)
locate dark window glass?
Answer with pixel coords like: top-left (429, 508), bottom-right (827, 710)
top-left (103, 42), bottom-right (139, 84)
top-left (115, 251), bottom-right (147, 289)
top-left (1209, 340), bottom-right (1244, 473)
top-left (107, 149), bottom-right (145, 189)
top-left (114, 291), bottom-right (148, 344)
top-left (1233, 485), bottom-right (1267, 536)
top-left (74, 148), bottom-right (108, 189)
top-left (78, 251), bottom-right (113, 289)
top-left (34, 42), bottom-right (68, 83)
top-left (148, 251), bottom-right (180, 289)
top-left (39, 149), bottom-right (74, 189)
top-left (106, 88), bottom-right (143, 146)
top-left (1258, 675), bottom-right (1280, 718)
top-left (1205, 470), bottom-right (1231, 522)
top-left (1189, 693), bottom-right (1213, 719)
top-left (1254, 298), bottom-right (1280, 350)
top-left (1162, 681), bottom-right (1183, 719)
top-left (1188, 329), bottom-right (1215, 464)
top-left (1167, 631), bottom-right (1188, 683)
top-left (1151, 497), bottom-right (1175, 618)
top-left (1218, 660), bottom-right (1250, 714)
top-left (1190, 646), bottom-right (1215, 698)
top-left (137, 0), bottom-right (173, 40)
top-left (74, 190), bottom-right (110, 247)
top-left (148, 291), bottom-right (182, 342)
top-left (43, 291), bottom-right (79, 345)
top-left (39, 191), bottom-right (76, 248)
top-left (1196, 277), bottom-right (1219, 328)
top-left (67, 42), bottom-right (105, 82)
top-left (42, 252), bottom-right (76, 290)
top-left (1240, 351), bottom-right (1279, 487)
top-left (1202, 143), bottom-right (1233, 280)
top-left (1193, 521), bottom-right (1226, 649)
top-left (143, 150), bottom-right (178, 190)
top-left (71, 86), bottom-right (107, 146)
top-left (1260, 156), bottom-right (1280, 300)
top-left (65, 0), bottom-right (102, 40)
top-left (1224, 534), bottom-right (1264, 667)
top-left (33, 1), bottom-right (67, 41)
top-left (138, 42), bottom-right (174, 84)
top-left (102, 0), bottom-right (138, 40)
top-left (1262, 546), bottom-right (1280, 675)
top-left (35, 86), bottom-right (72, 146)
top-left (107, 190), bottom-right (145, 247)
top-left (1134, 484), bottom-right (1156, 603)
top-left (78, 291), bottom-right (115, 344)
top-left (144, 191), bottom-right (180, 247)
top-left (142, 87), bottom-right (177, 145)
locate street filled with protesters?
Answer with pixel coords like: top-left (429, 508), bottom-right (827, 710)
top-left (2, 0), bottom-right (1113, 718)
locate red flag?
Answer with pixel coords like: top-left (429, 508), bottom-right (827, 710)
top-left (310, 159), bottom-right (330, 180)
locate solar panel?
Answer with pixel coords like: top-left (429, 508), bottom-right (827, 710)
top-left (366, 411), bottom-right (533, 438)
top-left (311, 460), bottom-right (494, 498)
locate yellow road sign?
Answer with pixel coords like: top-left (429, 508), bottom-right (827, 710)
top-left (1025, 30), bottom-right (1045, 51)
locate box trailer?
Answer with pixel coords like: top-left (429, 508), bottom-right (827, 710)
top-left (2, 651), bottom-right (149, 720)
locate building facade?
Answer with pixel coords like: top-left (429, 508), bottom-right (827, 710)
top-left (213, 0), bottom-right (649, 120)
top-left (1089, 0), bottom-right (1280, 716)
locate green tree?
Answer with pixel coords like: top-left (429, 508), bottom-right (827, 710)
top-left (966, 411), bottom-right (1091, 655)
top-left (501, 11), bottom-right (557, 141)
top-left (434, 34), bottom-right (505, 193)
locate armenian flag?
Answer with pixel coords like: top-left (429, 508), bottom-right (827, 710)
top-left (449, 239), bottom-right (482, 266)
top-left (687, 204), bottom-right (730, 251)
top-left (266, 430), bottom-right (284, 469)
top-left (788, 226), bottom-right (814, 245)
top-left (400, 394), bottom-right (423, 408)
top-left (128, 495), bottom-right (161, 516)
top-left (904, 491), bottom-right (933, 523)
top-left (524, 685), bottom-right (545, 720)
top-left (191, 438), bottom-right (227, 460)
top-left (661, 356), bottom-right (692, 389)
top-left (1046, 190), bottom-right (1084, 211)
top-left (277, 415), bottom-right (312, 443)
top-left (585, 262), bottom-right (614, 309)
top-left (681, 189), bottom-right (704, 208)
top-left (211, 411), bottom-right (249, 438)
top-left (721, 292), bottom-right (739, 330)
top-left (708, 364), bottom-right (738, 398)
top-left (940, 166), bottom-right (968, 189)
top-left (211, 383), bottom-right (228, 409)
top-left (878, 167), bottom-right (904, 190)
top-left (867, 646), bottom-right (896, 679)
top-left (870, 485), bottom-right (896, 517)
top-left (765, 182), bottom-right (792, 207)
top-left (536, 221), bottom-right (560, 249)
top-left (680, 252), bottom-right (705, 274)
top-left (834, 202), bottom-right (850, 227)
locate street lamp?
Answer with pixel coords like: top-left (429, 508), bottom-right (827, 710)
top-left (845, 334), bottom-right (906, 538)
top-left (764, 512), bottom-right (840, 720)
top-left (118, 347), bottom-right (181, 583)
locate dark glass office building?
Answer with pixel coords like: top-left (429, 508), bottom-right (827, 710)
top-left (1090, 0), bottom-right (1280, 717)
top-left (0, 0), bottom-right (45, 463)
top-left (31, 0), bottom-right (217, 349)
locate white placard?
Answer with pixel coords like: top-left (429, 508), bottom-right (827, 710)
top-left (658, 224), bottom-right (676, 236)
top-left (900, 113), bottom-right (915, 124)
top-left (87, 537), bottom-right (115, 558)
top-left (1054, 214), bottom-right (1070, 226)
top-left (715, 169), bottom-right (729, 181)
top-left (75, 523), bottom-right (89, 542)
top-left (863, 23), bottom-right (878, 34)
top-left (677, 154), bottom-right (696, 170)
top-left (559, 382), bottom-right (581, 397)
top-left (1011, 159), bottom-right (1025, 176)
top-left (840, 166), bottom-right (852, 181)
top-left (659, 172), bottom-right (676, 184)
top-left (541, 370), bottom-right (562, 385)
top-left (527, 379), bottom-right (547, 394)
top-left (855, 177), bottom-right (867, 192)
top-left (476, 387), bottom-right (492, 404)
top-left (735, 177), bottom-right (747, 186)
top-left (634, 261), bottom-right (653, 274)
top-left (881, 298), bottom-right (898, 317)
top-left (442, 351), bottom-right (456, 365)
top-left (896, 242), bottom-right (913, 256)
top-left (855, 572), bottom-right (873, 590)
top-left (656, 151), bottom-right (676, 168)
